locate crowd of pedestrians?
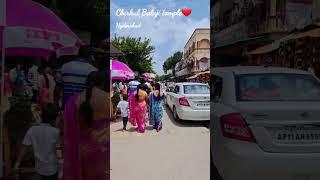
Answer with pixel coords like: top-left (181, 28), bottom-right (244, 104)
top-left (11, 45), bottom-right (109, 180)
top-left (113, 78), bottom-right (165, 133)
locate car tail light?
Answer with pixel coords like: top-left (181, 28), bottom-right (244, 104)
top-left (220, 113), bottom-right (256, 143)
top-left (179, 97), bottom-right (190, 107)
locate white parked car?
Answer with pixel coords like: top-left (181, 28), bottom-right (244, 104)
top-left (165, 82), bottom-right (210, 121)
top-left (211, 66), bottom-right (320, 180)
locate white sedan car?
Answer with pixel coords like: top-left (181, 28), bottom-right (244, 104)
top-left (165, 82), bottom-right (210, 121)
top-left (211, 66), bottom-right (320, 180)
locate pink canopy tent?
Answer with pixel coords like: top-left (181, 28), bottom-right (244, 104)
top-left (111, 60), bottom-right (135, 80)
top-left (0, 0), bottom-right (82, 176)
top-left (142, 72), bottom-right (156, 81)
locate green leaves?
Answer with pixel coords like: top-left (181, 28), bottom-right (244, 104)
top-left (111, 35), bottom-right (155, 73)
top-left (156, 73), bottom-right (173, 81)
top-left (163, 51), bottom-right (183, 74)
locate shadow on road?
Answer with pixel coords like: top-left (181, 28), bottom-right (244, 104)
top-left (164, 106), bottom-right (210, 128)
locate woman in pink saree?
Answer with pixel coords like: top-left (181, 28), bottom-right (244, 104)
top-left (63, 71), bottom-right (110, 180)
top-left (129, 84), bottom-right (148, 133)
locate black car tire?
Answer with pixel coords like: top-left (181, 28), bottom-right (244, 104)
top-left (173, 106), bottom-right (181, 121)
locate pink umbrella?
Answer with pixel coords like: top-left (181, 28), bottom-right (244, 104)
top-left (0, 0), bottom-right (82, 59)
top-left (142, 72), bottom-right (156, 79)
top-left (111, 60), bottom-right (135, 80)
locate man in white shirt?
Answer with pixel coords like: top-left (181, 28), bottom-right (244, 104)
top-left (15, 104), bottom-right (60, 180)
top-left (114, 95), bottom-right (129, 131)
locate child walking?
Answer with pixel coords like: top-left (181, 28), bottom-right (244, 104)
top-left (115, 95), bottom-right (129, 131)
top-left (15, 103), bottom-right (61, 180)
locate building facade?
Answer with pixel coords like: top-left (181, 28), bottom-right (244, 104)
top-left (183, 28), bottom-right (210, 73)
top-left (212, 0), bottom-right (314, 66)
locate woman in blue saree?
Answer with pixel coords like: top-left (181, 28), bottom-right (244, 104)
top-left (149, 83), bottom-right (165, 132)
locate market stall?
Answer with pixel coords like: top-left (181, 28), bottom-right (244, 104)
top-left (247, 24), bottom-right (320, 78)
top-left (186, 71), bottom-right (210, 83)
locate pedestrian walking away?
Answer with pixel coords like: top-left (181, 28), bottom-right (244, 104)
top-left (121, 81), bottom-right (128, 96)
top-left (28, 61), bottom-right (40, 102)
top-left (63, 71), bottom-right (109, 180)
top-left (129, 84), bottom-right (148, 133)
top-left (114, 94), bottom-right (129, 131)
top-left (38, 66), bottom-right (56, 109)
top-left (14, 103), bottom-right (61, 180)
top-left (149, 83), bottom-right (165, 132)
top-left (61, 45), bottom-right (97, 107)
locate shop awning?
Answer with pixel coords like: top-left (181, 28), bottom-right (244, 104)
top-left (186, 71), bottom-right (210, 80)
top-left (247, 25), bottom-right (320, 55)
top-left (186, 74), bottom-right (198, 80)
top-left (247, 41), bottom-right (280, 55)
top-left (247, 33), bottom-right (301, 55)
top-left (198, 70), bottom-right (210, 75)
top-left (290, 28), bottom-right (320, 39)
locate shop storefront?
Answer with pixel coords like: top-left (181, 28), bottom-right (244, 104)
top-left (186, 71), bottom-right (210, 84)
top-left (248, 24), bottom-right (320, 78)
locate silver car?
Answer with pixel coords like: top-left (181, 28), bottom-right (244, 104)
top-left (166, 82), bottom-right (210, 121)
top-left (211, 66), bottom-right (320, 180)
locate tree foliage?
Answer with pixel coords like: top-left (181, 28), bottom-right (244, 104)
top-left (111, 36), bottom-right (155, 73)
top-left (156, 73), bottom-right (173, 81)
top-left (162, 51), bottom-right (183, 74)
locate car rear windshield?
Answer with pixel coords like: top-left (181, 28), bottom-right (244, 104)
top-left (236, 73), bottom-right (320, 101)
top-left (183, 85), bottom-right (210, 94)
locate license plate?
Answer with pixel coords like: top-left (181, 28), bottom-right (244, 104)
top-left (197, 103), bottom-right (209, 107)
top-left (274, 128), bottom-right (320, 144)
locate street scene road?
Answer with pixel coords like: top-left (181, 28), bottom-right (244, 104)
top-left (111, 106), bottom-right (210, 180)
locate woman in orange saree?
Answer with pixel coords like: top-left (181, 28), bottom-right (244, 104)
top-left (129, 84), bottom-right (148, 133)
top-left (63, 71), bottom-right (110, 180)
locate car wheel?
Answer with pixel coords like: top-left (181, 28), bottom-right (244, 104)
top-left (173, 106), bottom-right (181, 121)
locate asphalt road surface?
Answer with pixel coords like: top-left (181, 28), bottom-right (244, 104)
top-left (111, 106), bottom-right (210, 180)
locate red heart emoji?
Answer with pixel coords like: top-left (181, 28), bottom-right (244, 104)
top-left (181, 8), bottom-right (192, 16)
